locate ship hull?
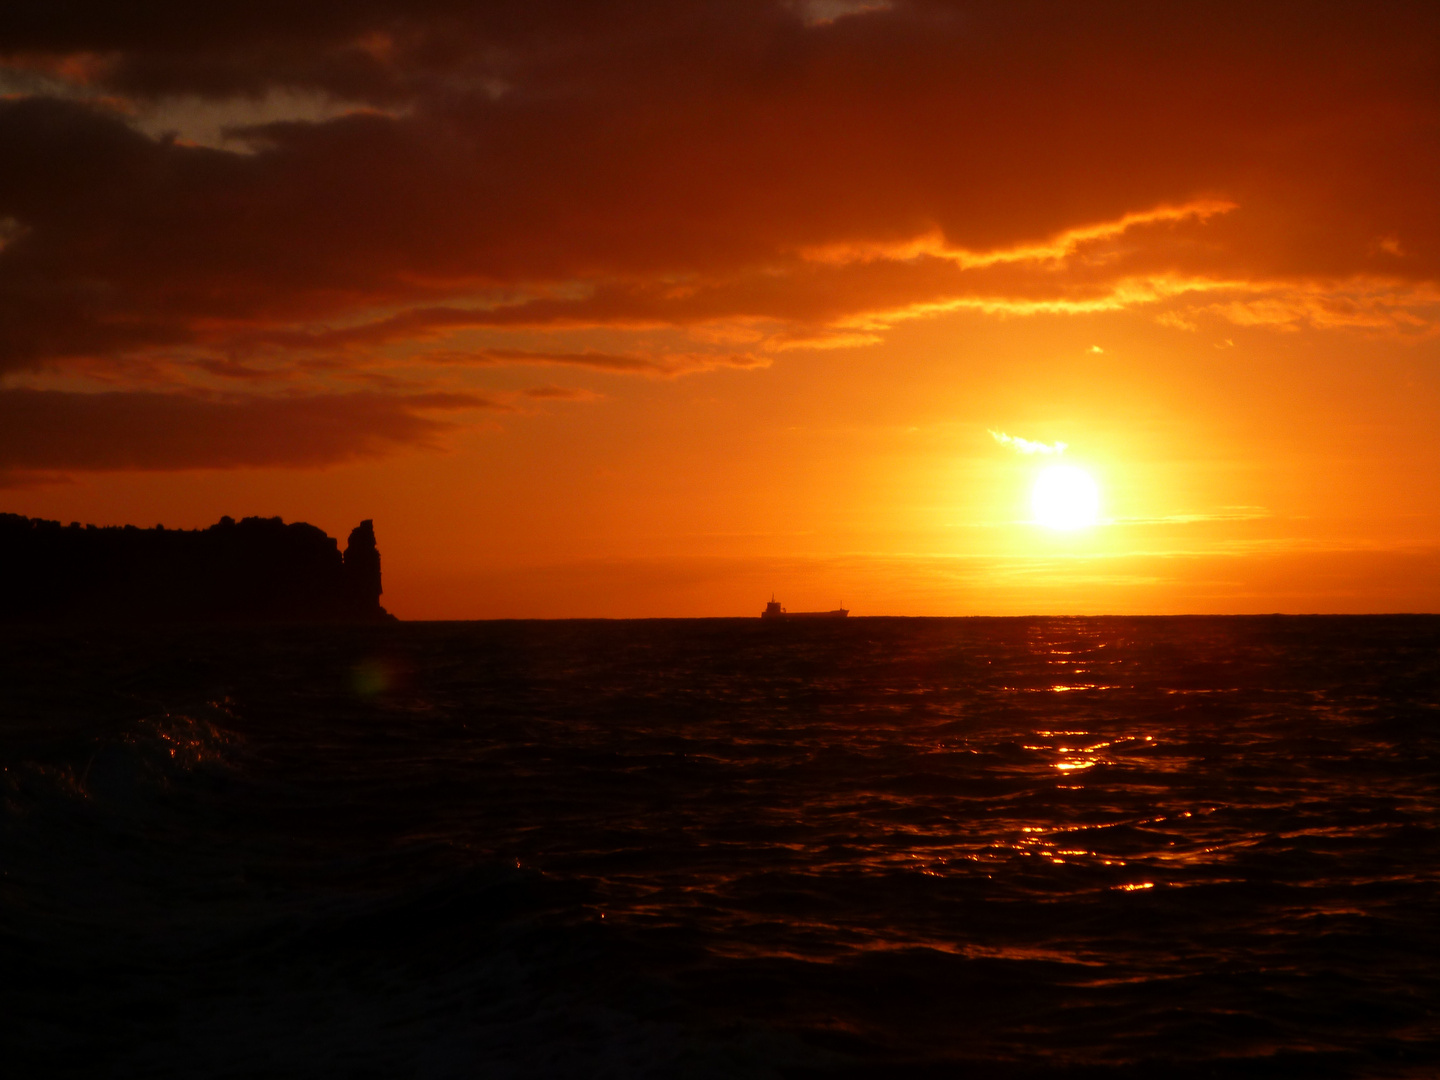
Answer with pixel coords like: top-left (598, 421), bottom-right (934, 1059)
top-left (761, 609), bottom-right (849, 619)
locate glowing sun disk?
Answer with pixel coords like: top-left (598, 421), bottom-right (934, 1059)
top-left (1032, 465), bottom-right (1100, 530)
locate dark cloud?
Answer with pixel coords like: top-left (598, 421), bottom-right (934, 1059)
top-left (435, 347), bottom-right (768, 376)
top-left (0, 388), bottom-right (489, 483)
top-left (0, 1), bottom-right (1436, 469)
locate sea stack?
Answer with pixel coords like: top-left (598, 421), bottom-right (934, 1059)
top-left (343, 520), bottom-right (384, 617)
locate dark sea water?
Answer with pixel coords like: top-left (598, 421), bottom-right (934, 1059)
top-left (3, 616), bottom-right (1438, 1078)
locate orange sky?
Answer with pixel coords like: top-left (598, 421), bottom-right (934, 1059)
top-left (2, 1), bottom-right (1437, 616)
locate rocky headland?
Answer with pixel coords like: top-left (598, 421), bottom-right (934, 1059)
top-left (0, 514), bottom-right (395, 622)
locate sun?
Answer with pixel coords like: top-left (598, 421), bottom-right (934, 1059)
top-left (1031, 465), bottom-right (1100, 530)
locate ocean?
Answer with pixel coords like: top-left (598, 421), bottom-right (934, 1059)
top-left (2, 616), bottom-right (1437, 1077)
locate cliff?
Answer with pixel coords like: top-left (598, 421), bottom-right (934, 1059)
top-left (0, 514), bottom-right (395, 623)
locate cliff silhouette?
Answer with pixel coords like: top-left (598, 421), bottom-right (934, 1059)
top-left (0, 514), bottom-right (395, 623)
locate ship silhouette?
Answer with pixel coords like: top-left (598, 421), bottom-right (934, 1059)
top-left (761, 596), bottom-right (849, 619)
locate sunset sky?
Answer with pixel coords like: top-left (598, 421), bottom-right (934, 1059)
top-left (2, 1), bottom-right (1437, 617)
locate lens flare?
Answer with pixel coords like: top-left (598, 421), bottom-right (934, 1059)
top-left (1031, 465), bottom-right (1100, 530)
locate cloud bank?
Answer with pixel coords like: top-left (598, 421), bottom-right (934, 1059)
top-left (1, 1), bottom-right (1436, 474)
top-left (0, 388), bottom-right (485, 486)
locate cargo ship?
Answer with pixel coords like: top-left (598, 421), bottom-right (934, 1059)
top-left (761, 597), bottom-right (849, 619)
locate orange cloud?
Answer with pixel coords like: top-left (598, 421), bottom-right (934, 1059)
top-left (798, 199), bottom-right (1237, 268)
top-left (990, 431), bottom-right (1067, 455)
top-left (522, 384), bottom-right (600, 401)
